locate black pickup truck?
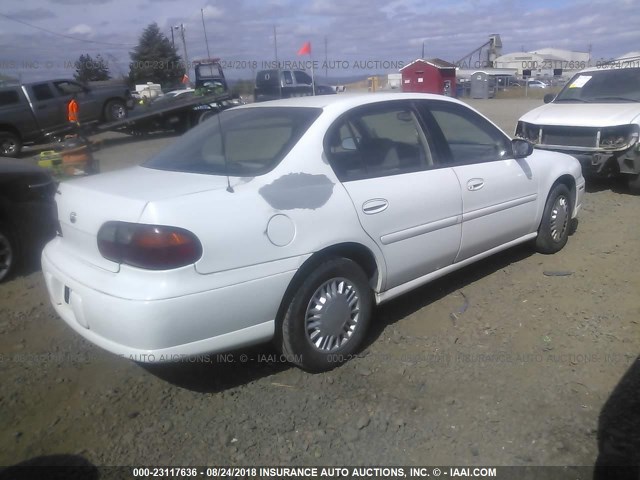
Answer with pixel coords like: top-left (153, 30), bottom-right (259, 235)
top-left (254, 69), bottom-right (335, 102)
top-left (0, 79), bottom-right (131, 157)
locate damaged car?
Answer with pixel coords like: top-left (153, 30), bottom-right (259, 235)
top-left (42, 93), bottom-right (584, 372)
top-left (517, 66), bottom-right (640, 193)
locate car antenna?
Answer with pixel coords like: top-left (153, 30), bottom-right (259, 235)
top-left (217, 111), bottom-right (234, 193)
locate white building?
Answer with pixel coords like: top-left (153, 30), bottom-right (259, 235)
top-left (494, 48), bottom-right (590, 79)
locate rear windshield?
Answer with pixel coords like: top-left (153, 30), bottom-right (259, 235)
top-left (145, 107), bottom-right (322, 176)
top-left (255, 70), bottom-right (280, 88)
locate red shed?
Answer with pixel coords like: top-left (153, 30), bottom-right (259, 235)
top-left (400, 58), bottom-right (457, 97)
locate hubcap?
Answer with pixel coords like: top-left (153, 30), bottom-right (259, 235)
top-left (112, 105), bottom-right (126, 119)
top-left (305, 277), bottom-right (361, 352)
top-left (0, 232), bottom-right (13, 281)
top-left (550, 195), bottom-right (569, 241)
top-left (1, 139), bottom-right (17, 155)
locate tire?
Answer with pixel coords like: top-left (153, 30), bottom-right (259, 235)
top-left (0, 131), bottom-right (22, 158)
top-left (0, 224), bottom-right (17, 283)
top-left (627, 173), bottom-right (640, 195)
top-left (104, 99), bottom-right (127, 121)
top-left (535, 183), bottom-right (572, 254)
top-left (278, 257), bottom-right (373, 372)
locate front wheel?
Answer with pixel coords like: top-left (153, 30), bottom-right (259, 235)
top-left (0, 225), bottom-right (17, 283)
top-left (535, 183), bottom-right (572, 254)
top-left (278, 258), bottom-right (373, 372)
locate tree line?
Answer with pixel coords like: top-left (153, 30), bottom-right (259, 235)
top-left (74, 23), bottom-right (186, 87)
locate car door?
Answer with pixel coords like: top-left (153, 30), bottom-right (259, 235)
top-left (418, 100), bottom-right (539, 262)
top-left (325, 101), bottom-right (462, 291)
top-left (53, 80), bottom-right (101, 123)
top-left (27, 83), bottom-right (66, 132)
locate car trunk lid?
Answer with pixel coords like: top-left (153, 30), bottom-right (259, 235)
top-left (55, 166), bottom-right (231, 272)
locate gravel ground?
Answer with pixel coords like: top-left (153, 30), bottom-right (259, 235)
top-left (1, 96), bottom-right (639, 472)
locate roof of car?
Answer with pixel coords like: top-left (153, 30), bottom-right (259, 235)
top-left (241, 92), bottom-right (464, 111)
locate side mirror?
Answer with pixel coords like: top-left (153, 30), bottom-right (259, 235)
top-left (512, 139), bottom-right (534, 158)
top-left (543, 93), bottom-right (555, 104)
top-left (341, 137), bottom-right (357, 151)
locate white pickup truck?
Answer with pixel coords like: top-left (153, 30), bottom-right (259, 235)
top-left (517, 66), bottom-right (640, 193)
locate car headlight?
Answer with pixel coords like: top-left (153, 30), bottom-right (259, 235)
top-left (516, 121), bottom-right (540, 144)
top-left (599, 125), bottom-right (639, 150)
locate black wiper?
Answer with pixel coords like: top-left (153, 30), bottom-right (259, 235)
top-left (553, 98), bottom-right (591, 103)
top-left (591, 96), bottom-right (640, 103)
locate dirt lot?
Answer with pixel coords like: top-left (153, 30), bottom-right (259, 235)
top-left (1, 97), bottom-right (639, 473)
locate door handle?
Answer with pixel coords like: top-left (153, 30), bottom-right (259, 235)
top-left (467, 178), bottom-right (485, 191)
top-left (362, 198), bottom-right (389, 215)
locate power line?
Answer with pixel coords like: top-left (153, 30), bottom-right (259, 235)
top-left (0, 12), bottom-right (136, 47)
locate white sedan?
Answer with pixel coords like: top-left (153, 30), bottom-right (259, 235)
top-left (42, 93), bottom-right (585, 372)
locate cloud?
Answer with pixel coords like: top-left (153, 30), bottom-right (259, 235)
top-left (202, 5), bottom-right (223, 19)
top-left (67, 24), bottom-right (94, 35)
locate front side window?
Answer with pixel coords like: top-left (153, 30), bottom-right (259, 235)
top-left (325, 103), bottom-right (432, 181)
top-left (54, 81), bottom-right (84, 96)
top-left (294, 71), bottom-right (312, 85)
top-left (31, 84), bottom-right (54, 101)
top-left (423, 102), bottom-right (512, 165)
top-left (145, 107), bottom-right (321, 176)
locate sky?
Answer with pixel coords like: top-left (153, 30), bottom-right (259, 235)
top-left (1, 0), bottom-right (639, 83)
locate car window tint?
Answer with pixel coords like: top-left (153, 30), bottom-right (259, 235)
top-left (54, 81), bottom-right (84, 95)
top-left (428, 102), bottom-right (512, 164)
top-left (294, 71), bottom-right (312, 85)
top-left (145, 107), bottom-right (321, 176)
top-left (31, 84), bottom-right (55, 101)
top-left (326, 105), bottom-right (432, 181)
top-left (0, 90), bottom-right (20, 106)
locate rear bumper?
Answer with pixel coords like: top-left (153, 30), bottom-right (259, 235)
top-left (41, 241), bottom-right (302, 361)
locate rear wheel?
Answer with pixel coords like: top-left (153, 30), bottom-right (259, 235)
top-left (0, 225), bottom-right (17, 282)
top-left (0, 131), bottom-right (22, 158)
top-left (535, 183), bottom-right (572, 254)
top-left (104, 100), bottom-right (127, 121)
top-left (278, 257), bottom-right (373, 372)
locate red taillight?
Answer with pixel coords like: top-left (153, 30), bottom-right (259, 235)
top-left (97, 222), bottom-right (202, 270)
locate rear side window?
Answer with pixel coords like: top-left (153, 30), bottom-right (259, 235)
top-left (0, 90), bottom-right (20, 106)
top-left (31, 83), bottom-right (55, 101)
top-left (145, 107), bottom-right (321, 176)
top-left (325, 103), bottom-right (432, 181)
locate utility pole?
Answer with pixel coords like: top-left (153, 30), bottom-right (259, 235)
top-left (201, 9), bottom-right (211, 59)
top-left (324, 36), bottom-right (328, 81)
top-left (170, 28), bottom-right (175, 48)
top-left (273, 25), bottom-right (279, 69)
top-left (176, 24), bottom-right (190, 83)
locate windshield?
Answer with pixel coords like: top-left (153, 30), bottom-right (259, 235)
top-left (145, 107), bottom-right (322, 176)
top-left (554, 68), bottom-right (640, 103)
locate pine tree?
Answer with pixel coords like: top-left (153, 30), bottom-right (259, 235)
top-left (129, 23), bottom-right (185, 87)
top-left (74, 54), bottom-right (111, 82)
